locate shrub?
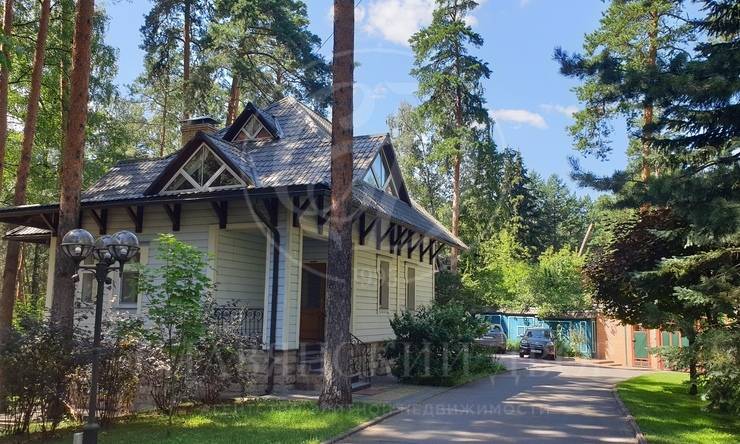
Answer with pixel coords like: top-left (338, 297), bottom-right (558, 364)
top-left (385, 305), bottom-right (499, 385)
top-left (0, 317), bottom-right (80, 437)
top-left (506, 337), bottom-right (520, 351)
top-left (67, 320), bottom-right (142, 425)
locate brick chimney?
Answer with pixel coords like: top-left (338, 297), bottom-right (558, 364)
top-left (180, 116), bottom-right (219, 146)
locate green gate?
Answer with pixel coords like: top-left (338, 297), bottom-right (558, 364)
top-left (633, 330), bottom-right (649, 364)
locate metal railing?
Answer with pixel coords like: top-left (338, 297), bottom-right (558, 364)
top-left (213, 306), bottom-right (264, 342)
top-left (350, 333), bottom-right (371, 385)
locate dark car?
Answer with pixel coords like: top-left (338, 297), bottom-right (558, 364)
top-left (476, 324), bottom-right (507, 353)
top-left (519, 327), bottom-right (556, 360)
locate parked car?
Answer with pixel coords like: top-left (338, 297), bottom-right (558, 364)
top-left (519, 327), bottom-right (556, 360)
top-left (476, 324), bottom-right (507, 353)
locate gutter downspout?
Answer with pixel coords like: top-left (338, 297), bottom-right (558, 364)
top-left (255, 198), bottom-right (280, 394)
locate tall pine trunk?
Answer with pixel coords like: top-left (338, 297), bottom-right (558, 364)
top-left (182, 0), bottom-right (191, 119)
top-left (227, 75), bottom-right (240, 125)
top-left (318, 0), bottom-right (354, 410)
top-left (50, 0), bottom-right (95, 338)
top-left (0, 0), bottom-right (14, 187)
top-left (160, 77), bottom-right (169, 156)
top-left (0, 0), bottom-right (51, 345)
top-left (449, 42), bottom-right (464, 274)
top-left (641, 10), bottom-right (659, 182)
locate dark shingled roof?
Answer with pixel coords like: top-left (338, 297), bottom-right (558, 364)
top-left (4, 97), bottom-right (465, 249)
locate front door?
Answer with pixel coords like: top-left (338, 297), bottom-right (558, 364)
top-left (300, 263), bottom-right (326, 342)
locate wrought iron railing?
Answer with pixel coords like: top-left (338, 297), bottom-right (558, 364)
top-left (213, 306), bottom-right (264, 342)
top-left (350, 333), bottom-right (371, 385)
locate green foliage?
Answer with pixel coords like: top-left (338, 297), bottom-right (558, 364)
top-left (138, 234), bottom-right (213, 416)
top-left (385, 305), bottom-right (498, 386)
top-left (529, 247), bottom-right (589, 317)
top-left (0, 316), bottom-right (79, 437)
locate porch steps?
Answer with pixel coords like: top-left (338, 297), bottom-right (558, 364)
top-left (296, 343), bottom-right (371, 392)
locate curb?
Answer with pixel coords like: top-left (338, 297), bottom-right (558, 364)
top-left (612, 387), bottom-right (647, 444)
top-left (321, 406), bottom-right (407, 444)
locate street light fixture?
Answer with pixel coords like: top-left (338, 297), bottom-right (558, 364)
top-left (61, 228), bottom-right (140, 444)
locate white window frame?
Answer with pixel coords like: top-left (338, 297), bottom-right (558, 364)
top-left (364, 150), bottom-right (398, 197)
top-left (405, 265), bottom-right (416, 311)
top-left (161, 144), bottom-right (247, 195)
top-left (237, 115), bottom-right (272, 141)
top-left (377, 256), bottom-right (390, 310)
top-left (115, 245), bottom-right (149, 310)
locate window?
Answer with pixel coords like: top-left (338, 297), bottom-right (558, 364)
top-left (119, 252), bottom-right (141, 306)
top-left (405, 266), bottom-right (415, 310)
top-left (237, 115), bottom-right (270, 141)
top-left (163, 145), bottom-right (245, 194)
top-left (378, 259), bottom-right (390, 309)
top-left (363, 151), bottom-right (398, 197)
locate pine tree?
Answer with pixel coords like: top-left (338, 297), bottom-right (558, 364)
top-left (319, 0), bottom-right (353, 410)
top-left (0, 0), bottom-right (51, 348)
top-left (410, 0), bottom-right (490, 272)
top-left (50, 0), bottom-right (95, 337)
top-left (555, 0), bottom-right (691, 181)
top-left (141, 0), bottom-right (209, 119)
top-left (0, 0), bottom-right (14, 187)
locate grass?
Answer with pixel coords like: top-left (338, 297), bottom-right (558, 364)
top-left (3, 400), bottom-right (392, 444)
top-left (617, 372), bottom-right (740, 444)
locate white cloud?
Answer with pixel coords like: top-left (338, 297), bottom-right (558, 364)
top-left (539, 104), bottom-right (579, 118)
top-left (364, 0), bottom-right (435, 46)
top-left (490, 109), bottom-right (548, 129)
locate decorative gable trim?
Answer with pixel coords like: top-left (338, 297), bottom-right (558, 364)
top-left (223, 102), bottom-right (281, 142)
top-left (144, 132), bottom-right (253, 196)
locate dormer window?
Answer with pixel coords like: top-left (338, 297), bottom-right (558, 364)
top-left (363, 151), bottom-right (398, 197)
top-left (235, 115), bottom-right (271, 141)
top-left (163, 144), bottom-right (246, 194)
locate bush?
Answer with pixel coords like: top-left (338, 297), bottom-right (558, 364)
top-left (67, 320), bottom-right (142, 425)
top-left (385, 305), bottom-right (500, 385)
top-left (506, 337), bottom-right (520, 351)
top-left (0, 317), bottom-right (80, 437)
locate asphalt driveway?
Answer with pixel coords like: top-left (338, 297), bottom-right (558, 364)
top-left (343, 355), bottom-right (651, 443)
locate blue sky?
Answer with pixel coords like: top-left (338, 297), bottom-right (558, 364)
top-left (102, 0), bottom-right (628, 196)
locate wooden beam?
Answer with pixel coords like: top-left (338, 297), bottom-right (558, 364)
top-left (163, 204), bottom-right (181, 231)
top-left (358, 213), bottom-right (377, 246)
top-left (430, 243), bottom-right (444, 265)
top-left (408, 233), bottom-right (423, 259)
top-left (393, 225), bottom-right (408, 255)
top-left (420, 238), bottom-right (434, 262)
top-left (125, 206), bottom-right (145, 233)
top-left (89, 209), bottom-right (108, 234)
top-left (40, 213), bottom-right (57, 232)
top-left (292, 196), bottom-right (312, 227)
top-left (376, 220), bottom-right (395, 251)
top-left (211, 201), bottom-right (228, 229)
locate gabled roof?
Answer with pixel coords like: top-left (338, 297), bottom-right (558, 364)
top-left (223, 102), bottom-right (283, 141)
top-left (0, 97), bottom-right (466, 249)
top-left (145, 132), bottom-right (257, 195)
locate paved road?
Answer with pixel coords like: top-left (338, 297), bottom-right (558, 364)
top-left (344, 355), bottom-right (651, 443)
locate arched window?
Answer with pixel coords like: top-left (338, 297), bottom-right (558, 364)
top-left (163, 145), bottom-right (246, 193)
top-left (363, 151), bottom-right (398, 196)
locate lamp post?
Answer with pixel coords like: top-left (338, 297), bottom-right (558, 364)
top-left (61, 229), bottom-right (140, 444)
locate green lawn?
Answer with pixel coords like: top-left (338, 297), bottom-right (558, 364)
top-left (6, 400), bottom-right (391, 444)
top-left (617, 372), bottom-right (740, 444)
